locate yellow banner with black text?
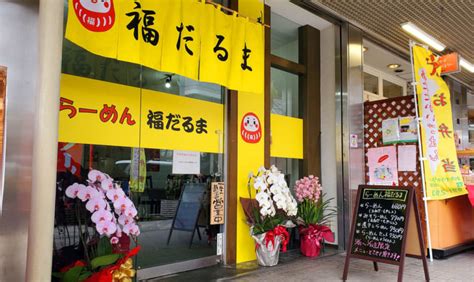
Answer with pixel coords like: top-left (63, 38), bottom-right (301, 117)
top-left (59, 74), bottom-right (224, 153)
top-left (66, 0), bottom-right (264, 94)
top-left (412, 45), bottom-right (467, 200)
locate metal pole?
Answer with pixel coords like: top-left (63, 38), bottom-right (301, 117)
top-left (408, 40), bottom-right (434, 262)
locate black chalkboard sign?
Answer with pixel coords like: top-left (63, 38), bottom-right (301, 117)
top-left (351, 187), bottom-right (409, 262)
top-left (167, 183), bottom-right (206, 248)
top-left (343, 185), bottom-right (429, 282)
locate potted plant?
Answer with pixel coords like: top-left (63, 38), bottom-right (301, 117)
top-left (244, 166), bottom-right (298, 266)
top-left (53, 169), bottom-right (140, 282)
top-left (294, 175), bottom-right (336, 258)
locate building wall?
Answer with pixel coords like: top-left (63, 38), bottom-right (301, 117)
top-left (0, 0), bottom-right (39, 281)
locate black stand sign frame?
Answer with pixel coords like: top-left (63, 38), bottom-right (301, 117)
top-left (342, 185), bottom-right (430, 282)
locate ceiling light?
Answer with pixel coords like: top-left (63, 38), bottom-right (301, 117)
top-left (401, 22), bottom-right (446, 51)
top-left (387, 64), bottom-right (401, 69)
top-left (363, 46), bottom-right (368, 52)
top-left (460, 58), bottom-right (474, 73)
top-left (165, 75), bottom-right (172, 88)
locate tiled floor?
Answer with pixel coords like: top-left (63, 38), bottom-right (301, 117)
top-left (157, 249), bottom-right (474, 281)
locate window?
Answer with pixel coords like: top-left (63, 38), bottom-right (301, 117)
top-left (363, 65), bottom-right (407, 101)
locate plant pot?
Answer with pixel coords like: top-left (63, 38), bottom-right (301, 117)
top-left (300, 234), bottom-right (322, 258)
top-left (252, 232), bottom-right (282, 266)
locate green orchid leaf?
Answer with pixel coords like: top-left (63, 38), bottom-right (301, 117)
top-left (63, 266), bottom-right (84, 282)
top-left (97, 236), bottom-right (112, 257)
top-left (90, 253), bottom-right (120, 269)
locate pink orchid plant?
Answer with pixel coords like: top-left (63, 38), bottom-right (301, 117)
top-left (293, 175), bottom-right (335, 228)
top-left (65, 169), bottom-right (140, 244)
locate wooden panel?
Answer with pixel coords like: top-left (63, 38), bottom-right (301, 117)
top-left (299, 25), bottom-right (321, 177)
top-left (270, 55), bottom-right (306, 75)
top-left (225, 0), bottom-right (238, 265)
top-left (363, 96), bottom-right (427, 250)
top-left (264, 5), bottom-right (271, 167)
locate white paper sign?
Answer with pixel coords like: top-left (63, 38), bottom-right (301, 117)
top-left (382, 118), bottom-right (400, 144)
top-left (172, 150), bottom-right (200, 175)
top-left (398, 145), bottom-right (417, 172)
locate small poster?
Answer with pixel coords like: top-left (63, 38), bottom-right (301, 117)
top-left (399, 116), bottom-right (418, 143)
top-left (382, 118), bottom-right (400, 144)
top-left (398, 145), bottom-right (417, 172)
top-left (210, 182), bottom-right (225, 225)
top-left (367, 146), bottom-right (398, 185)
top-left (172, 150), bottom-right (200, 175)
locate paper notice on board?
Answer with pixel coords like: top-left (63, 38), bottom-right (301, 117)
top-left (367, 146), bottom-right (399, 185)
top-left (398, 145), bottom-right (417, 172)
top-left (172, 150), bottom-right (200, 175)
top-left (382, 118), bottom-right (400, 144)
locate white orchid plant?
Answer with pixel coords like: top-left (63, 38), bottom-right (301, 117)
top-left (247, 165), bottom-right (298, 235)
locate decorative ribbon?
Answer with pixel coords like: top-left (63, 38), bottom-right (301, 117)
top-left (83, 246), bottom-right (141, 282)
top-left (299, 224), bottom-right (334, 245)
top-left (112, 258), bottom-right (135, 282)
top-left (259, 225), bottom-right (290, 252)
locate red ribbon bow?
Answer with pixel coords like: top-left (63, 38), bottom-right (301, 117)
top-left (262, 226), bottom-right (290, 252)
top-left (299, 224), bottom-right (335, 245)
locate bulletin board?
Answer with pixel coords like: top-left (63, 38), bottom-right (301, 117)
top-left (364, 95), bottom-right (427, 246)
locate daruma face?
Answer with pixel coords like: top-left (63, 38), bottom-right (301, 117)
top-left (80, 0), bottom-right (111, 13)
top-left (73, 0), bottom-right (115, 32)
top-left (241, 113), bottom-right (262, 143)
top-left (244, 116), bottom-right (259, 132)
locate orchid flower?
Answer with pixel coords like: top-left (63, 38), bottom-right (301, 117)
top-left (91, 209), bottom-right (113, 224)
top-left (101, 178), bottom-right (114, 191)
top-left (106, 188), bottom-right (125, 201)
top-left (77, 186), bottom-right (100, 202)
top-left (113, 197), bottom-right (133, 214)
top-left (88, 169), bottom-right (106, 183)
top-left (65, 183), bottom-right (86, 199)
top-left (118, 214), bottom-right (134, 226)
top-left (96, 220), bottom-right (117, 236)
top-left (110, 236), bottom-right (119, 245)
top-left (85, 197), bottom-right (107, 213)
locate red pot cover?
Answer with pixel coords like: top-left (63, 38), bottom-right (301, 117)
top-left (300, 234), bottom-right (322, 257)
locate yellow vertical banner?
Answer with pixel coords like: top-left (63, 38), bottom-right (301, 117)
top-left (199, 4), bottom-right (233, 87)
top-left (238, 0), bottom-right (264, 23)
top-left (117, 0), bottom-right (170, 70)
top-left (160, 0), bottom-right (202, 80)
top-left (240, 20), bottom-right (264, 94)
top-left (235, 0), bottom-right (265, 264)
top-left (65, 0), bottom-right (120, 58)
top-left (227, 15), bottom-right (247, 91)
top-left (412, 45), bottom-right (467, 200)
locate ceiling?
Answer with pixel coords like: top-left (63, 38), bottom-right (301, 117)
top-left (363, 39), bottom-right (412, 81)
top-left (309, 0), bottom-right (474, 89)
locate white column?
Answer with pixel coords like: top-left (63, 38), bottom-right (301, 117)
top-left (26, 0), bottom-right (64, 280)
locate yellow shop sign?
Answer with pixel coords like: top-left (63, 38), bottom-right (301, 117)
top-left (59, 74), bottom-right (224, 153)
top-left (65, 0), bottom-right (264, 94)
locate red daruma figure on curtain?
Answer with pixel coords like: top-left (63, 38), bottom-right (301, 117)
top-left (241, 112), bottom-right (262, 143)
top-left (73, 0), bottom-right (115, 32)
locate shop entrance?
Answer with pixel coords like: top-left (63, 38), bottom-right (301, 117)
top-left (53, 31), bottom-right (226, 277)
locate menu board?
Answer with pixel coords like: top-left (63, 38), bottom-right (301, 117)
top-left (351, 187), bottom-right (409, 262)
top-left (343, 185), bottom-right (429, 281)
